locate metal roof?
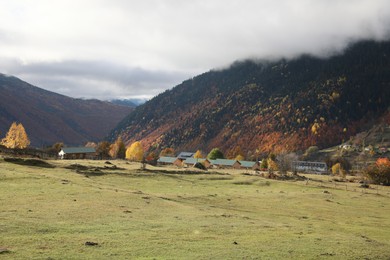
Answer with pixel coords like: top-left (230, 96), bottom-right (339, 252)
top-left (157, 156), bottom-right (178, 163)
top-left (214, 159), bottom-right (240, 166)
top-left (183, 158), bottom-right (206, 164)
top-left (61, 147), bottom-right (96, 154)
top-left (239, 161), bottom-right (257, 168)
top-left (177, 152), bottom-right (195, 159)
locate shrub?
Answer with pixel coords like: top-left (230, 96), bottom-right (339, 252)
top-left (260, 159), bottom-right (268, 170)
top-left (331, 163), bottom-right (345, 177)
top-left (364, 158), bottom-right (390, 185)
top-left (207, 148), bottom-right (224, 160)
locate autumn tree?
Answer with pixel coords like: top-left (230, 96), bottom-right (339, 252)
top-left (267, 153), bottom-right (278, 173)
top-left (235, 154), bottom-right (245, 161)
top-left (160, 147), bottom-right (175, 157)
top-left (276, 152), bottom-right (298, 175)
top-left (194, 150), bottom-right (203, 160)
top-left (85, 142), bottom-right (97, 148)
top-left (97, 141), bottom-right (111, 159)
top-left (1, 122), bottom-right (30, 149)
top-left (126, 141), bottom-right (144, 161)
top-left (52, 142), bottom-right (64, 153)
top-left (109, 137), bottom-right (126, 159)
top-left (227, 146), bottom-right (244, 160)
top-left (364, 158), bottom-right (390, 185)
top-left (207, 148), bottom-right (224, 160)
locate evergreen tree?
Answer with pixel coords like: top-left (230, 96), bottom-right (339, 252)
top-left (207, 148), bottom-right (224, 160)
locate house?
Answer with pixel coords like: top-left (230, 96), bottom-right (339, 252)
top-left (157, 156), bottom-right (177, 165)
top-left (157, 156), bottom-right (184, 167)
top-left (213, 159), bottom-right (241, 169)
top-left (239, 160), bottom-right (260, 170)
top-left (58, 147), bottom-right (96, 159)
top-left (177, 152), bottom-right (195, 159)
top-left (183, 158), bottom-right (212, 168)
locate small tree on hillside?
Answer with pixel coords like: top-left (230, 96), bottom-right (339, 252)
top-left (194, 150), bottom-right (203, 160)
top-left (126, 141), bottom-right (144, 161)
top-left (276, 152), bottom-right (298, 175)
top-left (235, 154), bottom-right (245, 161)
top-left (109, 137), bottom-right (126, 159)
top-left (363, 158), bottom-right (390, 185)
top-left (207, 148), bottom-right (224, 160)
top-left (97, 141), bottom-right (111, 159)
top-left (1, 122), bottom-right (30, 149)
top-left (160, 147), bottom-right (175, 157)
top-left (52, 142), bottom-right (64, 153)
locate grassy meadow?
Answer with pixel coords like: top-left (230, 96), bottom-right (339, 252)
top-left (1, 157), bottom-right (390, 259)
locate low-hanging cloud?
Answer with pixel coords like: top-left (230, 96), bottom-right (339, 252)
top-left (0, 0), bottom-right (390, 99)
top-left (0, 58), bottom-right (190, 99)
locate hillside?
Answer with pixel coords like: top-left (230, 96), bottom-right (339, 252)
top-left (0, 74), bottom-right (132, 147)
top-left (110, 40), bottom-right (390, 157)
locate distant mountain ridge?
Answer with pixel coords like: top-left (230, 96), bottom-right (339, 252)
top-left (0, 74), bottom-right (132, 147)
top-left (110, 40), bottom-right (390, 157)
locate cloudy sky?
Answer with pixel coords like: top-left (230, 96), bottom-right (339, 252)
top-left (1, 0), bottom-right (390, 100)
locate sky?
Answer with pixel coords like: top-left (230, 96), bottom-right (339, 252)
top-left (0, 0), bottom-right (390, 101)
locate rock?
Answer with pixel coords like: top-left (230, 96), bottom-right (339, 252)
top-left (0, 248), bottom-right (11, 254)
top-left (85, 241), bottom-right (99, 246)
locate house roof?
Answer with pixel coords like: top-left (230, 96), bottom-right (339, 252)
top-left (157, 156), bottom-right (177, 163)
top-left (239, 161), bottom-right (257, 168)
top-left (214, 159), bottom-right (241, 166)
top-left (177, 152), bottom-right (195, 159)
top-left (183, 158), bottom-right (207, 164)
top-left (60, 147), bottom-right (96, 154)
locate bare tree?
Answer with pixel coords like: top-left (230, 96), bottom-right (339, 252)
top-left (276, 152), bottom-right (299, 175)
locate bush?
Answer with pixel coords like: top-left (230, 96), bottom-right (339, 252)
top-left (363, 158), bottom-right (390, 185)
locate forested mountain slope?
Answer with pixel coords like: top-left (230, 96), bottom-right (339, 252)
top-left (110, 40), bottom-right (390, 157)
top-left (0, 74), bottom-right (132, 147)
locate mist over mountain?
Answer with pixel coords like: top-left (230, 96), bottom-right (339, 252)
top-left (110, 40), bottom-right (390, 157)
top-left (0, 74), bottom-right (132, 147)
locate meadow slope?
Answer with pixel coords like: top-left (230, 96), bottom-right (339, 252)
top-left (1, 158), bottom-right (390, 259)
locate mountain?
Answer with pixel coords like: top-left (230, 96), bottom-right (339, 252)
top-left (109, 99), bottom-right (137, 108)
top-left (109, 40), bottom-right (390, 157)
top-left (0, 74), bottom-right (133, 147)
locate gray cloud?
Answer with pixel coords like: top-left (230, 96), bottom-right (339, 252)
top-left (1, 59), bottom-right (190, 99)
top-left (0, 0), bottom-right (390, 99)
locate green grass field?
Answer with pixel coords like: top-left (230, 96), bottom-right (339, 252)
top-left (1, 157), bottom-right (390, 259)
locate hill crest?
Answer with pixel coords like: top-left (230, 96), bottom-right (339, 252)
top-left (111, 40), bottom-right (390, 157)
top-left (0, 74), bottom-right (132, 147)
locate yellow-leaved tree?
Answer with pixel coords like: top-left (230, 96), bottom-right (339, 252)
top-left (194, 150), bottom-right (203, 159)
top-left (126, 141), bottom-right (144, 161)
top-left (1, 122), bottom-right (30, 149)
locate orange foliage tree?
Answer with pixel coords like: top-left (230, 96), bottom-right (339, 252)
top-left (109, 137), bottom-right (126, 159)
top-left (1, 122), bottom-right (30, 149)
top-left (160, 147), bottom-right (175, 157)
top-left (364, 157), bottom-right (390, 185)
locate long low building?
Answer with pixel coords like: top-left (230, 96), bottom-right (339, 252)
top-left (157, 156), bottom-right (260, 170)
top-left (58, 147), bottom-right (96, 159)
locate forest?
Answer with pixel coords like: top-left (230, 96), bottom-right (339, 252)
top-left (110, 40), bottom-right (390, 158)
